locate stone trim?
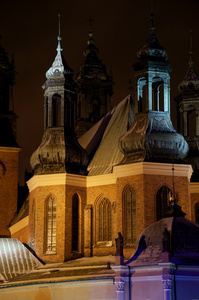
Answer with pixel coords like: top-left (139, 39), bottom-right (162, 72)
top-left (27, 162), bottom-right (193, 192)
top-left (0, 147), bottom-right (21, 153)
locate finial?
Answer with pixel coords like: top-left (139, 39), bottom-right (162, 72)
top-left (58, 13), bottom-right (61, 36)
top-left (189, 29), bottom-right (194, 67)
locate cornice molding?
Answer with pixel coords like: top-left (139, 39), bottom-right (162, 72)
top-left (0, 146), bottom-right (21, 153)
top-left (113, 162), bottom-right (193, 180)
top-left (27, 162), bottom-right (193, 192)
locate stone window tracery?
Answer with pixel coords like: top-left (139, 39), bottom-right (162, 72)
top-left (96, 197), bottom-right (112, 242)
top-left (123, 185), bottom-right (136, 245)
top-left (45, 195), bottom-right (56, 254)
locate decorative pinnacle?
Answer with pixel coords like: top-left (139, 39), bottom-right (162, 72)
top-left (57, 13), bottom-right (62, 53)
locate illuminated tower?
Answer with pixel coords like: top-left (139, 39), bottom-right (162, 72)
top-left (117, 14), bottom-right (190, 234)
top-left (176, 30), bottom-right (199, 181)
top-left (0, 36), bottom-right (20, 237)
top-left (75, 24), bottom-right (113, 138)
top-left (119, 13), bottom-right (188, 163)
top-left (29, 17), bottom-right (88, 262)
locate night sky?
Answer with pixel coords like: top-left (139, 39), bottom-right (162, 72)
top-left (1, 0), bottom-right (199, 184)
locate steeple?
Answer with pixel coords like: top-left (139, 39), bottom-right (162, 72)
top-left (30, 16), bottom-right (88, 175)
top-left (119, 14), bottom-right (188, 164)
top-left (178, 30), bottom-right (199, 95)
top-left (75, 21), bottom-right (113, 138)
top-left (176, 30), bottom-right (199, 181)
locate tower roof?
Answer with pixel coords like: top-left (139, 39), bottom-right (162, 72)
top-left (45, 34), bottom-right (74, 80)
top-left (137, 13), bottom-right (168, 62)
top-left (0, 37), bottom-right (15, 81)
top-left (76, 26), bottom-right (112, 81)
top-left (178, 30), bottom-right (199, 95)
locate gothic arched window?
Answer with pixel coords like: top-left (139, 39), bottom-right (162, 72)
top-left (96, 197), bottom-right (112, 242)
top-left (195, 202), bottom-right (199, 226)
top-left (156, 186), bottom-right (172, 221)
top-left (45, 195), bottom-right (56, 254)
top-left (52, 94), bottom-right (61, 126)
top-left (123, 186), bottom-right (136, 245)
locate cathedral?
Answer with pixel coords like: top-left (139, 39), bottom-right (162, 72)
top-left (1, 13), bottom-right (199, 300)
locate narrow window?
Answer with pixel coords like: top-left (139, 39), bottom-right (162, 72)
top-left (156, 186), bottom-right (172, 221)
top-left (52, 94), bottom-right (61, 126)
top-left (72, 194), bottom-right (79, 252)
top-left (98, 198), bottom-right (111, 241)
top-left (123, 186), bottom-right (136, 245)
top-left (45, 195), bottom-right (56, 254)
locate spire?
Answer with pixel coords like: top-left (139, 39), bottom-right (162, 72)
top-left (46, 14), bottom-right (65, 79)
top-left (178, 29), bottom-right (199, 94)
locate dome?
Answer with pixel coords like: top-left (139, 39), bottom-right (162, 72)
top-left (119, 111), bottom-right (189, 164)
top-left (137, 13), bottom-right (168, 62)
top-left (30, 127), bottom-right (88, 175)
top-left (126, 212), bottom-right (199, 267)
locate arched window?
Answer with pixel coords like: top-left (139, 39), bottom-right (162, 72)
top-left (123, 186), bottom-right (136, 245)
top-left (72, 194), bottom-right (79, 252)
top-left (96, 197), bottom-right (111, 242)
top-left (195, 202), bottom-right (199, 226)
top-left (52, 94), bottom-right (61, 126)
top-left (32, 199), bottom-right (35, 240)
top-left (156, 186), bottom-right (172, 221)
top-left (45, 195), bottom-right (56, 254)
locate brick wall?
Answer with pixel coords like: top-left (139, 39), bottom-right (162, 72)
top-left (0, 149), bottom-right (19, 237)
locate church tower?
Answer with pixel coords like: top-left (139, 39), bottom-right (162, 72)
top-left (175, 30), bottom-right (199, 181)
top-left (0, 37), bottom-right (20, 237)
top-left (117, 14), bottom-right (191, 234)
top-left (29, 17), bottom-right (88, 262)
top-left (175, 30), bottom-right (199, 225)
top-left (75, 23), bottom-right (113, 138)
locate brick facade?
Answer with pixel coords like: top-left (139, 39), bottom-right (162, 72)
top-left (0, 147), bottom-right (20, 237)
top-left (13, 162), bottom-right (191, 263)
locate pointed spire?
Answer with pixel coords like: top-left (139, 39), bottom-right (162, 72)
top-left (46, 14), bottom-right (64, 79)
top-left (178, 29), bottom-right (199, 93)
top-left (84, 17), bottom-right (98, 57)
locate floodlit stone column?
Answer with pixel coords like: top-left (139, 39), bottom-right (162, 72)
top-left (162, 275), bottom-right (173, 300)
top-left (114, 280), bottom-right (125, 300)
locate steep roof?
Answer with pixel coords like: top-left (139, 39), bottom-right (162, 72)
top-left (79, 95), bottom-right (135, 176)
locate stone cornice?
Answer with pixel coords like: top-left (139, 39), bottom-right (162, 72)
top-left (9, 216), bottom-right (29, 235)
top-left (113, 162), bottom-right (193, 180)
top-left (0, 146), bottom-right (21, 153)
top-left (27, 162), bottom-right (193, 192)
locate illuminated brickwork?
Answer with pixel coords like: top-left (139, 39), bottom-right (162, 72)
top-left (0, 147), bottom-right (20, 237)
